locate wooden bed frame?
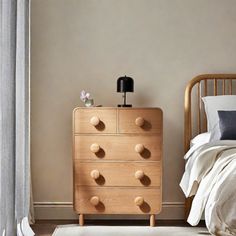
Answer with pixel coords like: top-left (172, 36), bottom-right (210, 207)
top-left (184, 74), bottom-right (236, 218)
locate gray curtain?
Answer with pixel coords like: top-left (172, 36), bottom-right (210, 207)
top-left (0, 0), bottom-right (34, 235)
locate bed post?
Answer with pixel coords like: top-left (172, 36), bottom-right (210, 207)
top-left (184, 80), bottom-right (193, 220)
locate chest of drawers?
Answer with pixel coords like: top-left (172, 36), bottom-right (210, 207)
top-left (73, 107), bottom-right (163, 226)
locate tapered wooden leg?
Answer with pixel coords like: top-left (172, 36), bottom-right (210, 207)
top-left (150, 214), bottom-right (155, 227)
top-left (79, 214), bottom-right (84, 226)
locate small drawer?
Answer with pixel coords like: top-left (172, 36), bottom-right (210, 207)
top-left (74, 161), bottom-right (161, 187)
top-left (74, 135), bottom-right (162, 161)
top-left (74, 187), bottom-right (161, 214)
top-left (73, 108), bottom-right (117, 134)
top-left (118, 108), bottom-right (162, 134)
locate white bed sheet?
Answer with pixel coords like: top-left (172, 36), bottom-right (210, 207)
top-left (180, 140), bottom-right (236, 236)
top-left (190, 132), bottom-right (211, 147)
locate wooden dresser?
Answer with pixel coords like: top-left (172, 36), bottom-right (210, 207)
top-left (73, 107), bottom-right (163, 226)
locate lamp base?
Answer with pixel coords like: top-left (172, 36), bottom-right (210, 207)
top-left (117, 104), bottom-right (132, 107)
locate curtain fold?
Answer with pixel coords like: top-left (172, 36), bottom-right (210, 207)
top-left (15, 0), bottom-right (30, 220)
top-left (0, 0), bottom-right (33, 235)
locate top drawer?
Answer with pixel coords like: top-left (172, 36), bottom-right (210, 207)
top-left (74, 108), bottom-right (117, 134)
top-left (118, 108), bottom-right (162, 134)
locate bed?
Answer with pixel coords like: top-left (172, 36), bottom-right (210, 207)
top-left (180, 74), bottom-right (236, 235)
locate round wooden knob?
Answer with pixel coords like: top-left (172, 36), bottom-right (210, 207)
top-left (90, 116), bottom-right (100, 126)
top-left (135, 117), bottom-right (145, 127)
top-left (90, 143), bottom-right (100, 153)
top-left (134, 196), bottom-right (144, 206)
top-left (135, 170), bottom-right (145, 180)
top-left (90, 169), bottom-right (100, 179)
top-left (135, 144), bottom-right (145, 153)
top-left (90, 196), bottom-right (100, 206)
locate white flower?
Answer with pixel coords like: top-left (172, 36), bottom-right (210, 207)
top-left (80, 90), bottom-right (90, 102)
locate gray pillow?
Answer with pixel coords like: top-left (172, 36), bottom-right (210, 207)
top-left (202, 95), bottom-right (236, 132)
top-left (218, 110), bottom-right (236, 140)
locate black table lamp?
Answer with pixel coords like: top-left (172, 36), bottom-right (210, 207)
top-left (117, 76), bottom-right (134, 107)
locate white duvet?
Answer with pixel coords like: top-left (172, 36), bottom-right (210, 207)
top-left (180, 140), bottom-right (236, 236)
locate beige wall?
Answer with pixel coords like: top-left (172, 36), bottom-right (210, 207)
top-left (31, 0), bottom-right (236, 219)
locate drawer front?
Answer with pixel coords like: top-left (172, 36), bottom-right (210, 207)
top-left (73, 108), bottom-right (117, 134)
top-left (74, 187), bottom-right (161, 214)
top-left (74, 162), bottom-right (161, 187)
top-left (118, 108), bottom-right (162, 134)
top-left (74, 135), bottom-right (162, 161)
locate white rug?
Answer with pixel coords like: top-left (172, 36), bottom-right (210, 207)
top-left (52, 225), bottom-right (209, 236)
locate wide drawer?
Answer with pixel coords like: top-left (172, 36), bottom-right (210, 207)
top-left (74, 135), bottom-right (162, 161)
top-left (74, 187), bottom-right (161, 214)
top-left (74, 161), bottom-right (161, 187)
top-left (73, 108), bottom-right (117, 134)
top-left (118, 108), bottom-right (162, 134)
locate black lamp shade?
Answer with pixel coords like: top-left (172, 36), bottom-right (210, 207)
top-left (117, 76), bottom-right (134, 93)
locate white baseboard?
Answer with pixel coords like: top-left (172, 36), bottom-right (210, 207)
top-left (34, 202), bottom-right (185, 220)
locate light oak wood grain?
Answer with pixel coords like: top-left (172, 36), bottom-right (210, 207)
top-left (79, 214), bottom-right (84, 226)
top-left (150, 214), bottom-right (155, 227)
top-left (75, 161), bottom-right (161, 187)
top-left (74, 135), bottom-right (161, 161)
top-left (75, 187), bottom-right (161, 214)
top-left (73, 107), bottom-right (163, 226)
top-left (118, 108), bottom-right (163, 134)
top-left (134, 196), bottom-right (144, 206)
top-left (74, 108), bottom-right (117, 134)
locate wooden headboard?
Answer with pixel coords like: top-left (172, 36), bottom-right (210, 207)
top-left (184, 74), bottom-right (236, 153)
top-left (184, 74), bottom-right (236, 218)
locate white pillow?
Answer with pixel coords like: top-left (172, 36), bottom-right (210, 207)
top-left (202, 95), bottom-right (236, 132)
top-left (209, 123), bottom-right (221, 141)
top-left (190, 132), bottom-right (211, 147)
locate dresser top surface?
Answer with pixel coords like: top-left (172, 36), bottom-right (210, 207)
top-left (73, 107), bottom-right (162, 112)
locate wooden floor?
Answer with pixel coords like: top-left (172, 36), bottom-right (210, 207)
top-left (32, 220), bottom-right (206, 236)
